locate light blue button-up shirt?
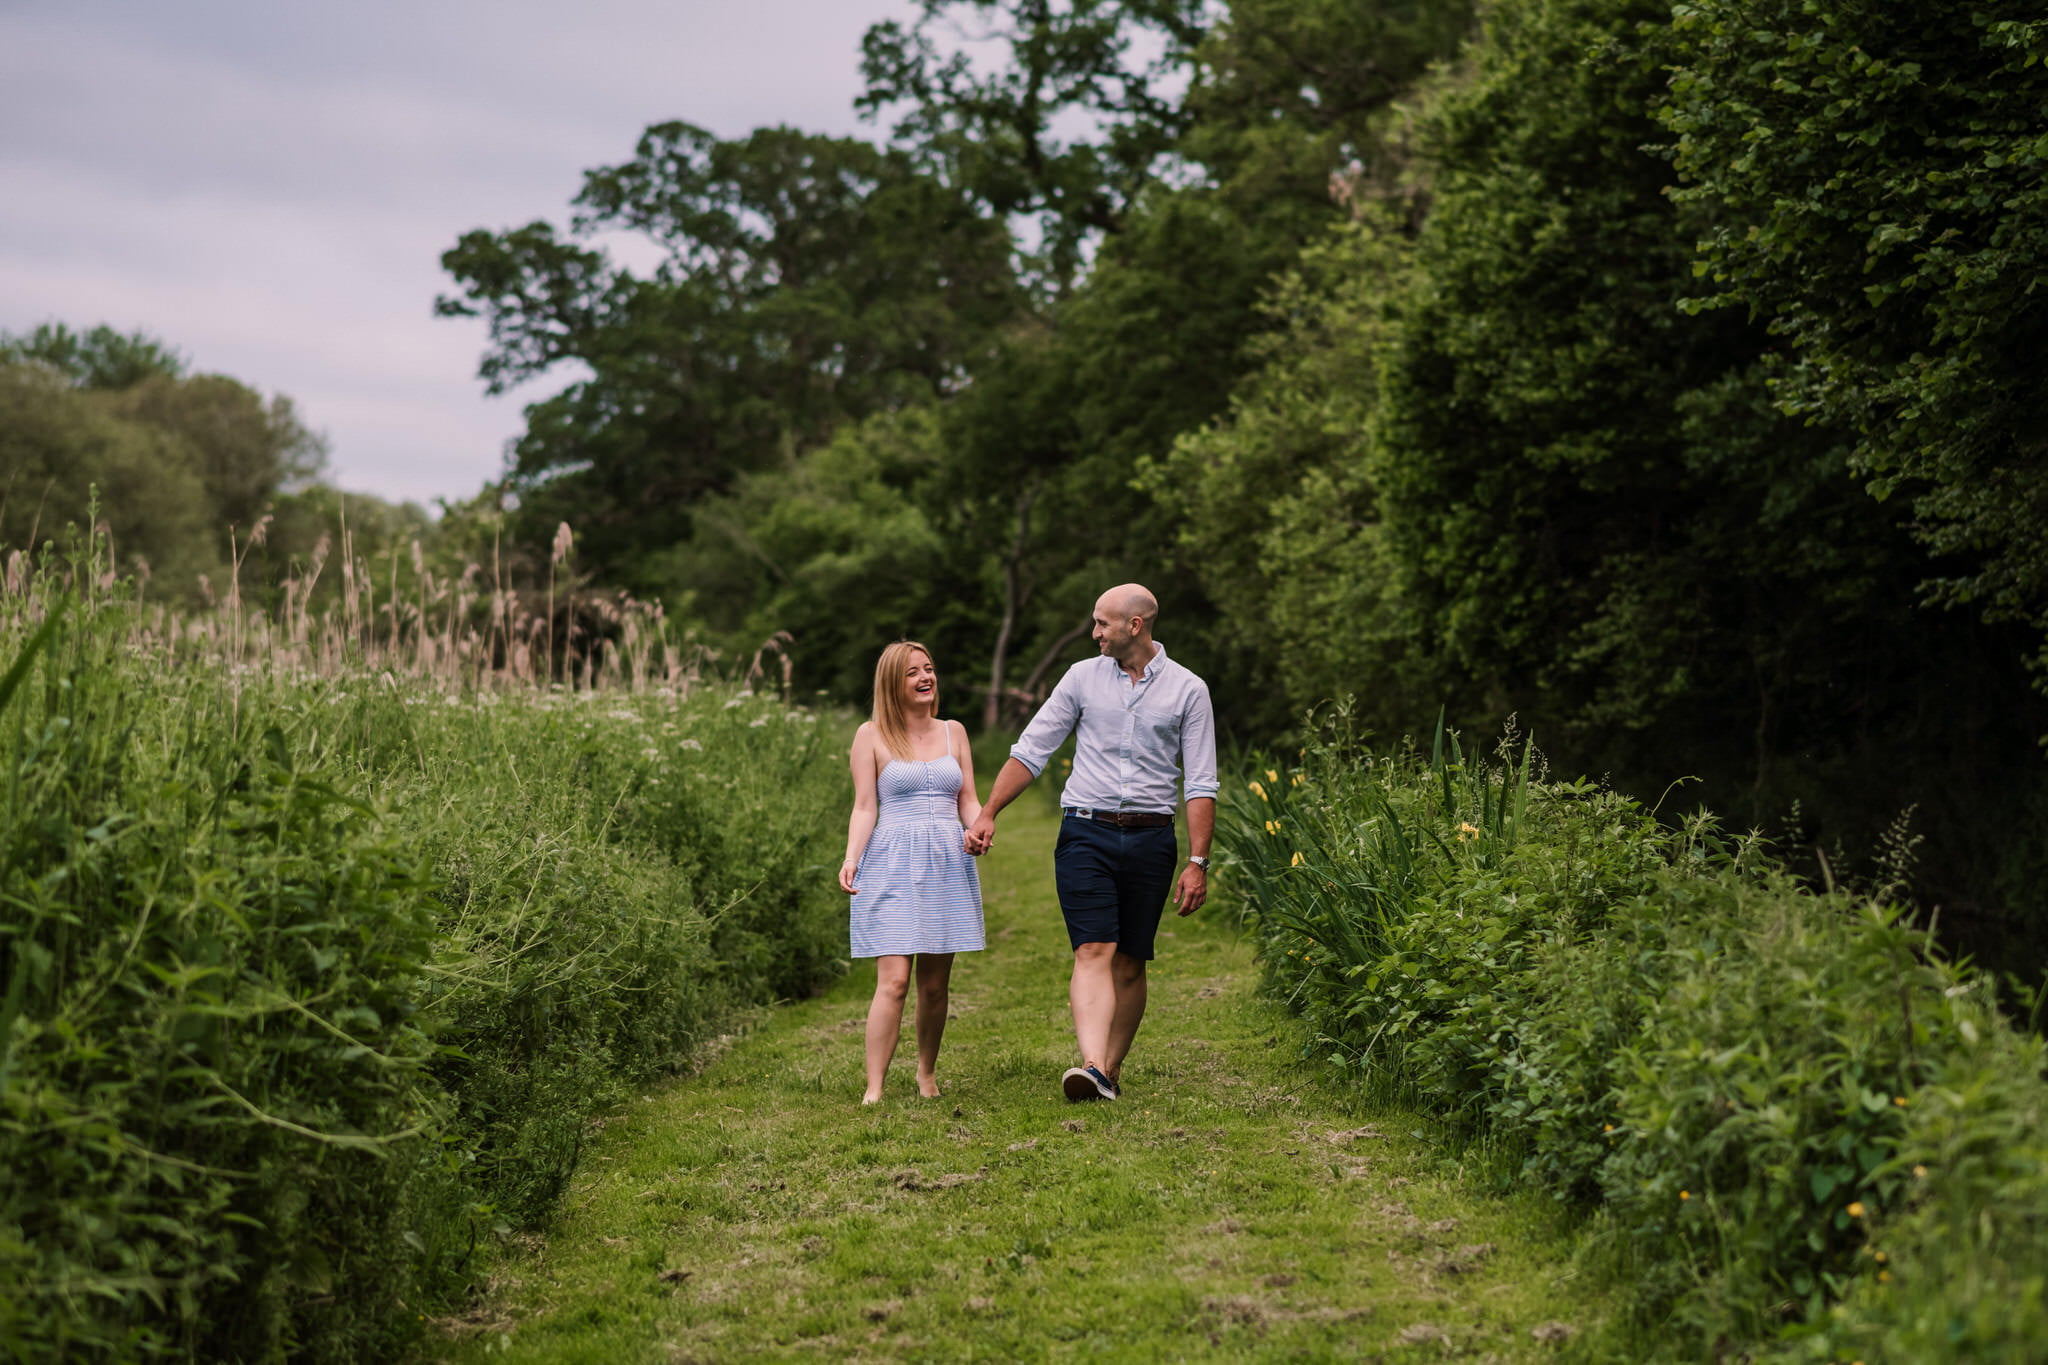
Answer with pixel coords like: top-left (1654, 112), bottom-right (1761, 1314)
top-left (1009, 642), bottom-right (1219, 814)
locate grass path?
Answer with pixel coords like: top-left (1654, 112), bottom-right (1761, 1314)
top-left (432, 796), bottom-right (1603, 1363)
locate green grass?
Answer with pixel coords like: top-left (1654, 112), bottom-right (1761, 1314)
top-left (427, 796), bottom-right (1607, 1363)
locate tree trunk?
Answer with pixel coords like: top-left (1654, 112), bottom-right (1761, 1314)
top-left (1008, 616), bottom-right (1091, 725)
top-left (983, 482), bottom-right (1038, 732)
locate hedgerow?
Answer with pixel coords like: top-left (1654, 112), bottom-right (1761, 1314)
top-left (1223, 708), bottom-right (2048, 1361)
top-left (0, 581), bottom-right (844, 1362)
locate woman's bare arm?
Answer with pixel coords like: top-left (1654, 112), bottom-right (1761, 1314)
top-left (840, 724), bottom-right (880, 893)
top-left (951, 719), bottom-right (983, 829)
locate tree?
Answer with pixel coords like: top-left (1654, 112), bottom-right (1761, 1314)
top-left (110, 375), bottom-right (326, 534)
top-left (437, 122), bottom-right (1021, 593)
top-left (0, 361), bottom-right (216, 589)
top-left (0, 322), bottom-right (186, 390)
top-left (1659, 1), bottom-right (2048, 683)
top-left (858, 0), bottom-right (1211, 284)
top-left (1140, 215), bottom-right (1420, 735)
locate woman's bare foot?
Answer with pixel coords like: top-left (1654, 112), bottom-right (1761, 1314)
top-left (862, 1088), bottom-right (883, 1105)
top-left (916, 1072), bottom-right (941, 1099)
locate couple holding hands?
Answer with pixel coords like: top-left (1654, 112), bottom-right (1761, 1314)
top-left (838, 584), bottom-right (1218, 1105)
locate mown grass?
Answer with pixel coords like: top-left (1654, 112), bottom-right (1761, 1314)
top-left (429, 797), bottom-right (1608, 1363)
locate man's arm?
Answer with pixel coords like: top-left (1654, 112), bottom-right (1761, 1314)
top-left (965, 668), bottom-right (1081, 854)
top-left (964, 758), bottom-right (1035, 854)
top-left (1173, 797), bottom-right (1214, 915)
top-left (1174, 681), bottom-right (1220, 914)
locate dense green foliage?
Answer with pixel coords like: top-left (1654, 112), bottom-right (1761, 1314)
top-left (1148, 0), bottom-right (2048, 946)
top-left (1662, 2), bottom-right (2048, 669)
top-left (0, 568), bottom-right (844, 1361)
top-left (0, 323), bottom-right (432, 608)
top-left (1224, 721), bottom-right (2048, 1360)
top-left (423, 0), bottom-right (2048, 960)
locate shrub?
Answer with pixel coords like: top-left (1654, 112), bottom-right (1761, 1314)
top-left (1223, 709), bottom-right (2048, 1359)
top-left (0, 588), bottom-right (846, 1362)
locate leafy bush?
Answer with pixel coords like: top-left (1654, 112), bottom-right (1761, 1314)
top-left (1223, 710), bottom-right (2048, 1359)
top-left (0, 588), bottom-right (845, 1362)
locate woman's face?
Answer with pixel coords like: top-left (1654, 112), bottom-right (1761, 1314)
top-left (901, 650), bottom-right (937, 710)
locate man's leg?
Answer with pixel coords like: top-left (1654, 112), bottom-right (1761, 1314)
top-left (1069, 940), bottom-right (1118, 1070)
top-left (1056, 817), bottom-right (1123, 1093)
top-left (1102, 824), bottom-right (1176, 1088)
top-left (1104, 952), bottom-right (1148, 1082)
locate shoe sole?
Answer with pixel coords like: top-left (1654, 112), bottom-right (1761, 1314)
top-left (1062, 1068), bottom-right (1101, 1101)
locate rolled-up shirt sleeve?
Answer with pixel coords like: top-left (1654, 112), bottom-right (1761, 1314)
top-left (1009, 669), bottom-right (1081, 777)
top-left (1180, 681), bottom-right (1219, 802)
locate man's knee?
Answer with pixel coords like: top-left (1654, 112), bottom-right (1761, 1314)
top-left (1111, 951), bottom-right (1148, 986)
top-left (1073, 940), bottom-right (1117, 967)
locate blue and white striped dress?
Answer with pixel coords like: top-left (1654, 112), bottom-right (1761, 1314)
top-left (849, 756), bottom-right (984, 958)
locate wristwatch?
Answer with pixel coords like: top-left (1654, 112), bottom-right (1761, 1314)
top-left (1187, 854), bottom-right (1211, 870)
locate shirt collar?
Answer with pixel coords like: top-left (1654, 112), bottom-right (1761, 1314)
top-left (1109, 641), bottom-right (1165, 682)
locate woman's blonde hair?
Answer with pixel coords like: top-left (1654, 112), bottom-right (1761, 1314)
top-left (871, 639), bottom-right (936, 761)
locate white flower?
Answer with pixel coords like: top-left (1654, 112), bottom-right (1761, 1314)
top-left (607, 708), bottom-right (640, 722)
top-left (679, 739), bottom-right (703, 751)
top-left (749, 717), bottom-right (769, 728)
top-left (723, 698), bottom-right (744, 710)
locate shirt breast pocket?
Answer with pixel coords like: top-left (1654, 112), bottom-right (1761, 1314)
top-left (1147, 712), bottom-right (1183, 748)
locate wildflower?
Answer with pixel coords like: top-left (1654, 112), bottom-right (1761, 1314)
top-left (1264, 820), bottom-right (1277, 834)
top-left (1912, 1165), bottom-right (1927, 1179)
top-left (1265, 768), bottom-right (1279, 783)
top-left (1679, 1190), bottom-right (1690, 1202)
top-left (1457, 821), bottom-right (1480, 842)
top-left (1603, 1124), bottom-right (1614, 1133)
top-left (1846, 1201), bottom-right (1866, 1218)
top-left (1291, 851), bottom-right (1303, 867)
top-left (679, 739), bottom-right (703, 751)
top-left (1877, 1271), bottom-right (1891, 1284)
top-left (1893, 1096), bottom-right (1907, 1107)
top-left (1249, 780), bottom-right (1269, 801)
top-left (1873, 1251), bottom-right (1888, 1265)
top-left (1292, 774), bottom-right (1303, 786)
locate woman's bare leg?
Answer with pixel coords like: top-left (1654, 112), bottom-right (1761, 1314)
top-left (864, 956), bottom-right (912, 1103)
top-left (912, 953), bottom-right (955, 1097)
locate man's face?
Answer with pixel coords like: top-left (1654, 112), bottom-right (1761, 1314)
top-left (1092, 598), bottom-right (1136, 655)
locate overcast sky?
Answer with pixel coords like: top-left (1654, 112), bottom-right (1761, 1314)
top-left (0, 0), bottom-right (914, 506)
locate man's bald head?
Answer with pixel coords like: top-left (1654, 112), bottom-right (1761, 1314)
top-left (1096, 583), bottom-right (1158, 629)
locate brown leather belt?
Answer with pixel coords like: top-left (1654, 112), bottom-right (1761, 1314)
top-left (1064, 807), bottom-right (1174, 828)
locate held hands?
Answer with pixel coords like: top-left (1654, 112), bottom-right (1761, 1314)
top-left (1172, 863), bottom-right (1208, 916)
top-left (962, 815), bottom-right (995, 856)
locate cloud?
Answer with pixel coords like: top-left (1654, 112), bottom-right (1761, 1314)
top-left (0, 0), bottom-right (912, 505)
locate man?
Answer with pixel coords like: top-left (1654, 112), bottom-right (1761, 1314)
top-left (964, 584), bottom-right (1217, 1101)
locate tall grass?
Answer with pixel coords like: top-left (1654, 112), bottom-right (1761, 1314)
top-left (1223, 705), bottom-right (2048, 1362)
top-left (0, 525), bottom-right (847, 1362)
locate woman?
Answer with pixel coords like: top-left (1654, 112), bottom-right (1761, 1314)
top-left (839, 639), bottom-right (985, 1103)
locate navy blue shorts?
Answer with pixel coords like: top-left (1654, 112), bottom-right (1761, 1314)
top-left (1053, 814), bottom-right (1179, 960)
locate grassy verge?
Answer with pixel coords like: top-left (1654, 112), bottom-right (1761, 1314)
top-left (0, 578), bottom-right (844, 1362)
top-left (1225, 715), bottom-right (2048, 1362)
top-left (428, 796), bottom-right (1609, 1362)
